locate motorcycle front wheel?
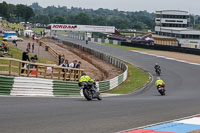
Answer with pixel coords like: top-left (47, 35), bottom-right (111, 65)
top-left (83, 89), bottom-right (93, 101)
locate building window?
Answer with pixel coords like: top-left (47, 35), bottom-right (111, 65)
top-left (165, 20), bottom-right (176, 22)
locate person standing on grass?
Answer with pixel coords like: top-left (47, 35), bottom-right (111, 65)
top-left (32, 34), bottom-right (35, 41)
top-left (27, 43), bottom-right (31, 51)
top-left (21, 51), bottom-right (30, 73)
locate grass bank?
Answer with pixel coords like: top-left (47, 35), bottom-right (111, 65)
top-left (0, 39), bottom-right (56, 72)
top-left (101, 42), bottom-right (151, 94)
top-left (108, 63), bottom-right (150, 94)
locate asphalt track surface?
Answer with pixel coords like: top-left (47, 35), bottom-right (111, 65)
top-left (0, 36), bottom-right (200, 133)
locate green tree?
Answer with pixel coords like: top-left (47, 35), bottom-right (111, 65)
top-left (33, 14), bottom-right (50, 24)
top-left (53, 16), bottom-right (66, 24)
top-left (133, 21), bottom-right (148, 30)
top-left (74, 13), bottom-right (91, 25)
top-left (16, 4), bottom-right (34, 22)
top-left (92, 15), bottom-right (107, 26)
top-left (0, 1), bottom-right (8, 19)
top-left (24, 6), bottom-right (34, 22)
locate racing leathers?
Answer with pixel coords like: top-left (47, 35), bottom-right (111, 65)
top-left (154, 64), bottom-right (161, 73)
top-left (79, 75), bottom-right (96, 91)
top-left (155, 79), bottom-right (165, 89)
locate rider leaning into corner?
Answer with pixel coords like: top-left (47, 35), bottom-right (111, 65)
top-left (155, 77), bottom-right (166, 91)
top-left (154, 63), bottom-right (161, 72)
top-left (78, 72), bottom-right (96, 91)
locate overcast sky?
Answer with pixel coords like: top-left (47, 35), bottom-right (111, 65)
top-left (1, 0), bottom-right (200, 14)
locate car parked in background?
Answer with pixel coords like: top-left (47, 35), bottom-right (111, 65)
top-left (3, 36), bottom-right (23, 42)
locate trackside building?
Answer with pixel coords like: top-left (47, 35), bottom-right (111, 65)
top-left (155, 10), bottom-right (200, 48)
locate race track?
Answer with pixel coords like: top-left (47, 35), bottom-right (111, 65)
top-left (0, 36), bottom-right (200, 133)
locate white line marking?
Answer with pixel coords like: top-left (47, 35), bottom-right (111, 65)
top-left (116, 114), bottom-right (200, 133)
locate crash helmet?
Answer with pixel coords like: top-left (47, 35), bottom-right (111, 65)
top-left (81, 72), bottom-right (86, 76)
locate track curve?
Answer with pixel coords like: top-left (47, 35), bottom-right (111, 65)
top-left (0, 36), bottom-right (200, 133)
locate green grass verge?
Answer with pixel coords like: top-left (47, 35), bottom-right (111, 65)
top-left (108, 63), bottom-right (150, 94)
top-left (2, 20), bottom-right (25, 30)
top-left (31, 28), bottom-right (45, 35)
top-left (102, 43), bottom-right (148, 51)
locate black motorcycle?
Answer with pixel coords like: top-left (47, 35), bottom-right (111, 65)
top-left (156, 68), bottom-right (161, 76)
top-left (157, 85), bottom-right (166, 96)
top-left (79, 81), bottom-right (102, 101)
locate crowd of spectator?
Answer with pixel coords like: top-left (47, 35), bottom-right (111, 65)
top-left (26, 42), bottom-right (35, 53)
top-left (21, 50), bottom-right (38, 73)
top-left (60, 58), bottom-right (81, 69)
top-left (0, 42), bottom-right (8, 53)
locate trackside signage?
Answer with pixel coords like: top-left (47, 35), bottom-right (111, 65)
top-left (51, 24), bottom-right (115, 33)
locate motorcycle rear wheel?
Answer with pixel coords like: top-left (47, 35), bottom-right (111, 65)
top-left (159, 90), bottom-right (165, 96)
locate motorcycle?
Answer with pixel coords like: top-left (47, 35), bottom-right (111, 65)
top-left (79, 81), bottom-right (102, 101)
top-left (157, 85), bottom-right (166, 96)
top-left (156, 68), bottom-right (161, 76)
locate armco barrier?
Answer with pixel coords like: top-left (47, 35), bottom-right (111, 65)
top-left (0, 70), bottom-right (127, 96)
top-left (121, 41), bottom-right (200, 56)
top-left (58, 34), bottom-right (128, 92)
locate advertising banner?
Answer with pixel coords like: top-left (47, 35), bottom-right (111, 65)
top-left (51, 24), bottom-right (115, 33)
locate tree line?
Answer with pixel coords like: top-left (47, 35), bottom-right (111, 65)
top-left (0, 1), bottom-right (34, 23)
top-left (30, 3), bottom-right (155, 30)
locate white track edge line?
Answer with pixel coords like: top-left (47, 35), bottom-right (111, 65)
top-left (116, 114), bottom-right (200, 133)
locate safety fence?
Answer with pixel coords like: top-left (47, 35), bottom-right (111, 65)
top-left (0, 57), bottom-right (83, 81)
top-left (68, 32), bottom-right (121, 45)
top-left (121, 41), bottom-right (200, 56)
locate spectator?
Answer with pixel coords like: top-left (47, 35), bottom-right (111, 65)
top-left (27, 43), bottom-right (31, 51)
top-left (59, 59), bottom-right (69, 79)
top-left (21, 51), bottom-right (30, 73)
top-left (60, 59), bottom-right (69, 67)
top-left (69, 60), bottom-right (77, 68)
top-left (33, 55), bottom-right (38, 61)
top-left (58, 55), bottom-right (62, 65)
top-left (2, 43), bottom-right (8, 53)
top-left (61, 54), bottom-right (65, 64)
top-left (32, 43), bottom-right (34, 53)
top-left (12, 40), bottom-right (17, 47)
top-left (26, 47), bottom-right (30, 53)
top-left (2, 43), bottom-right (6, 48)
top-left (30, 57), bottom-right (37, 69)
top-left (32, 34), bottom-right (35, 40)
top-left (76, 61), bottom-right (81, 69)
